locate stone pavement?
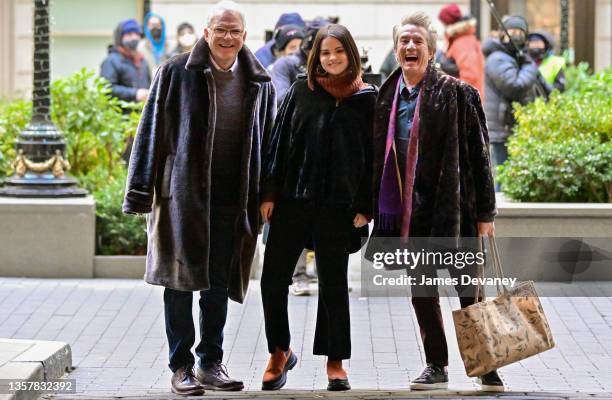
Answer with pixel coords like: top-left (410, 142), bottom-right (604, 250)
top-left (0, 278), bottom-right (612, 398)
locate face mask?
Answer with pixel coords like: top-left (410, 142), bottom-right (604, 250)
top-left (528, 48), bottom-right (546, 60)
top-left (178, 33), bottom-right (196, 48)
top-left (122, 39), bottom-right (139, 50)
top-left (151, 27), bottom-right (163, 40)
top-left (509, 34), bottom-right (526, 48)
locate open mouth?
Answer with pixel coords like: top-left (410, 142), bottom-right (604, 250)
top-left (405, 55), bottom-right (418, 63)
top-left (219, 43), bottom-right (234, 48)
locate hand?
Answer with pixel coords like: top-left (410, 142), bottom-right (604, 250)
top-left (478, 222), bottom-right (495, 237)
top-left (260, 201), bottom-right (275, 223)
top-left (517, 51), bottom-right (533, 66)
top-left (353, 213), bottom-right (369, 228)
top-left (136, 88), bottom-right (149, 102)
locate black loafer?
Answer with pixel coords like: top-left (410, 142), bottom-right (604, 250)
top-left (327, 378), bottom-right (351, 391)
top-left (261, 351), bottom-right (298, 390)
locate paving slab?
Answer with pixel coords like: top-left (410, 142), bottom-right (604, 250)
top-left (0, 339), bottom-right (72, 400)
top-left (0, 278), bottom-right (611, 398)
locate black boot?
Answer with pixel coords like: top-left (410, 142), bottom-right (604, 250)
top-left (477, 370), bottom-right (505, 392)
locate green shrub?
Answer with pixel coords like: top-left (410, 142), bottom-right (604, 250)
top-left (0, 99), bottom-right (31, 179)
top-left (0, 68), bottom-right (146, 254)
top-left (498, 65), bottom-right (612, 202)
top-left (93, 167), bottom-right (147, 255)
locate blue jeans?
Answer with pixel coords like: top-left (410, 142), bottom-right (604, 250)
top-left (163, 211), bottom-right (236, 372)
top-left (490, 142), bottom-right (508, 192)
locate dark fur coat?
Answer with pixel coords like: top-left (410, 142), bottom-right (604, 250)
top-left (372, 66), bottom-right (496, 239)
top-left (122, 39), bottom-right (276, 303)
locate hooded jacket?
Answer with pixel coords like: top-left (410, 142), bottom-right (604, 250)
top-left (122, 38), bottom-right (276, 302)
top-left (268, 50), bottom-right (308, 106)
top-left (444, 17), bottom-right (485, 99)
top-left (528, 31), bottom-right (566, 92)
top-left (138, 12), bottom-right (170, 77)
top-left (100, 21), bottom-right (151, 102)
top-left (483, 38), bottom-right (539, 143)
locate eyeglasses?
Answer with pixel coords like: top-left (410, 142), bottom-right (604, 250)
top-left (212, 27), bottom-right (243, 39)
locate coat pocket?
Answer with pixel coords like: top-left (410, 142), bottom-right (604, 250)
top-left (161, 154), bottom-right (175, 199)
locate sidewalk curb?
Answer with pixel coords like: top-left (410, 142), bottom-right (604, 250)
top-left (0, 339), bottom-right (72, 400)
top-left (40, 390), bottom-right (612, 399)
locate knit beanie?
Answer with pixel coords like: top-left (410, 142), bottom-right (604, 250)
top-left (121, 19), bottom-right (142, 36)
top-left (275, 12), bottom-right (305, 29)
top-left (274, 25), bottom-right (305, 51)
top-left (503, 15), bottom-right (528, 33)
top-left (438, 4), bottom-right (462, 25)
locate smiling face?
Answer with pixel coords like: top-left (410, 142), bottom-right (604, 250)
top-left (204, 10), bottom-right (246, 69)
top-left (395, 24), bottom-right (432, 82)
top-left (319, 36), bottom-right (349, 76)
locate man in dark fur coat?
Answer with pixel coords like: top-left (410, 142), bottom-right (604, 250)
top-left (122, 0), bottom-right (275, 395)
top-left (370, 12), bottom-right (501, 391)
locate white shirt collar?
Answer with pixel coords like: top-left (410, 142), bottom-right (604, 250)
top-left (210, 55), bottom-right (239, 73)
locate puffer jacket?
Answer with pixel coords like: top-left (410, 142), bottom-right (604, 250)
top-left (100, 21), bottom-right (151, 102)
top-left (483, 38), bottom-right (538, 143)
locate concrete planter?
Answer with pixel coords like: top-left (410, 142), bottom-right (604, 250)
top-left (93, 255), bottom-right (145, 279)
top-left (0, 196), bottom-right (95, 278)
top-left (483, 195), bottom-right (612, 282)
top-left (494, 194), bottom-right (612, 237)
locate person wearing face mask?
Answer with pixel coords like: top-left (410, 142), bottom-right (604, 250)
top-left (169, 23), bottom-right (198, 58)
top-left (260, 24), bottom-right (376, 391)
top-left (527, 30), bottom-right (566, 92)
top-left (369, 12), bottom-right (499, 391)
top-left (138, 12), bottom-right (170, 76)
top-left (100, 19), bottom-right (151, 103)
top-left (482, 15), bottom-right (539, 183)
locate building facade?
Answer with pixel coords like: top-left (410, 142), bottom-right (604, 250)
top-left (0, 0), bottom-right (610, 98)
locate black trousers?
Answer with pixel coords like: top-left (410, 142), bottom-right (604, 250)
top-left (163, 210), bottom-right (236, 372)
top-left (261, 199), bottom-right (352, 360)
top-left (410, 258), bottom-right (481, 367)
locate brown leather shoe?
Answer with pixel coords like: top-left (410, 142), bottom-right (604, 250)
top-left (261, 348), bottom-right (298, 390)
top-left (171, 365), bottom-right (205, 396)
top-left (196, 362), bottom-right (244, 391)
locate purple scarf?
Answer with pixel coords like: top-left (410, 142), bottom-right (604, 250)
top-left (378, 75), bottom-right (422, 240)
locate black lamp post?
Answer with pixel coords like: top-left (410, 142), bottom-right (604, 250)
top-left (143, 0), bottom-right (151, 20)
top-left (560, 0), bottom-right (569, 54)
top-left (0, 0), bottom-right (86, 197)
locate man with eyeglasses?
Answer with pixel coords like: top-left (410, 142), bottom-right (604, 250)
top-left (123, 0), bottom-right (276, 395)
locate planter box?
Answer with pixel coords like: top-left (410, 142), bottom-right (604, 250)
top-left (495, 194), bottom-right (612, 237)
top-left (94, 252), bottom-right (264, 280)
top-left (475, 195), bottom-right (612, 282)
top-left (0, 196), bottom-right (95, 278)
top-left (94, 255), bottom-right (145, 279)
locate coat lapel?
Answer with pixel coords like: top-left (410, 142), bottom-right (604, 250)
top-left (186, 38), bottom-right (271, 82)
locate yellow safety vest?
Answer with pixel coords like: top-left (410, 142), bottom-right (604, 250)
top-left (539, 56), bottom-right (566, 85)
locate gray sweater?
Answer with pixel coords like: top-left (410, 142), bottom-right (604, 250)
top-left (210, 62), bottom-right (247, 208)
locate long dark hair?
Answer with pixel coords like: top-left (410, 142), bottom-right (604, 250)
top-left (306, 24), bottom-right (361, 90)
